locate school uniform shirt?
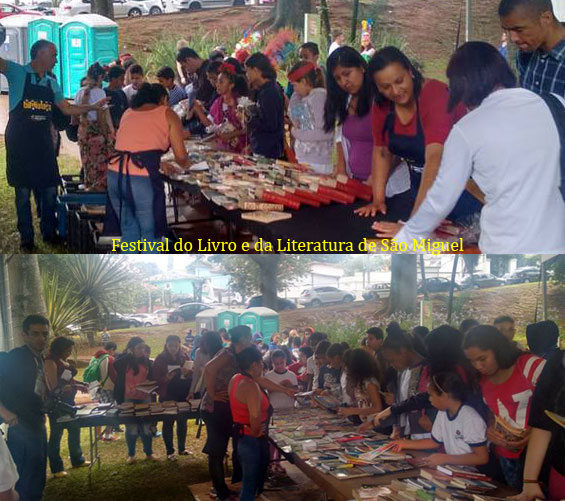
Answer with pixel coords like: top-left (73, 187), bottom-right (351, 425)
top-left (480, 353), bottom-right (546, 459)
top-left (123, 84), bottom-right (138, 106)
top-left (264, 369), bottom-right (298, 410)
top-left (0, 432), bottom-right (18, 494)
top-left (318, 365), bottom-right (342, 398)
top-left (394, 88), bottom-right (565, 253)
top-left (517, 37), bottom-right (565, 96)
top-left (431, 405), bottom-right (487, 456)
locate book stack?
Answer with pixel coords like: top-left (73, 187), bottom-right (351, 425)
top-left (177, 401), bottom-right (191, 412)
top-left (352, 485), bottom-right (394, 501)
top-left (136, 381), bottom-right (159, 395)
top-left (117, 402), bottom-right (134, 416)
top-left (419, 467), bottom-right (497, 495)
top-left (149, 403), bottom-right (164, 415)
top-left (134, 403), bottom-right (151, 417)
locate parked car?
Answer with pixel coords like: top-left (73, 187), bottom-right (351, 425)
top-left (105, 313), bottom-right (142, 330)
top-left (362, 283), bottom-right (391, 301)
top-left (417, 277), bottom-right (460, 294)
top-left (58, 0), bottom-right (148, 17)
top-left (172, 0), bottom-right (246, 12)
top-left (460, 273), bottom-right (505, 289)
top-left (0, 3), bottom-right (42, 18)
top-left (131, 313), bottom-right (164, 326)
top-left (502, 267), bottom-right (541, 285)
top-left (247, 295), bottom-right (296, 311)
top-left (132, 0), bottom-right (163, 14)
top-left (167, 302), bottom-right (212, 323)
top-left (299, 287), bottom-right (355, 308)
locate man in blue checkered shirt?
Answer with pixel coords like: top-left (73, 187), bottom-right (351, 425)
top-left (499, 0), bottom-right (565, 96)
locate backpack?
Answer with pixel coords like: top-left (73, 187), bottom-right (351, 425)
top-left (540, 93), bottom-right (565, 204)
top-left (83, 354), bottom-right (109, 385)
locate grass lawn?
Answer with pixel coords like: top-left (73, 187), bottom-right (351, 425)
top-left (45, 322), bottom-right (209, 501)
top-left (0, 144), bottom-right (80, 254)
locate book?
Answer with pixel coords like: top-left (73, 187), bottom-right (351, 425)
top-left (352, 486), bottom-right (393, 501)
top-left (359, 442), bottom-right (395, 461)
top-left (329, 467), bottom-right (372, 480)
top-left (239, 201), bottom-right (285, 211)
top-left (494, 415), bottom-right (527, 442)
top-left (312, 394), bottom-right (341, 410)
top-left (167, 365), bottom-right (181, 374)
top-left (442, 465), bottom-right (491, 481)
top-left (241, 211), bottom-right (292, 224)
top-left (136, 381), bottom-right (159, 394)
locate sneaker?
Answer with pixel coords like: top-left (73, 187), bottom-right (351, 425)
top-left (72, 461), bottom-right (91, 468)
top-left (178, 450), bottom-right (190, 456)
top-left (53, 471), bottom-right (68, 479)
top-left (126, 456), bottom-right (136, 465)
top-left (146, 454), bottom-right (159, 461)
top-left (167, 453), bottom-right (177, 461)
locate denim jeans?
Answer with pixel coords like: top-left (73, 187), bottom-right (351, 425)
top-left (107, 170), bottom-right (159, 253)
top-left (497, 455), bottom-right (524, 491)
top-left (162, 415), bottom-right (187, 455)
top-left (237, 435), bottom-right (269, 501)
top-left (124, 399), bottom-right (153, 457)
top-left (47, 414), bottom-right (85, 473)
top-left (14, 186), bottom-right (57, 244)
top-left (7, 422), bottom-right (47, 501)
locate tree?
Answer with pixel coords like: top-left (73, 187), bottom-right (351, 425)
top-left (447, 255), bottom-right (460, 324)
top-left (91, 0), bottom-right (114, 19)
top-left (271, 0), bottom-right (311, 30)
top-left (319, 0), bottom-right (332, 47)
top-left (388, 255), bottom-right (417, 314)
top-left (350, 0), bottom-right (360, 43)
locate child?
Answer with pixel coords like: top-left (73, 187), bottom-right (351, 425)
top-left (123, 64), bottom-right (144, 106)
top-left (156, 66), bottom-right (187, 107)
top-left (264, 350), bottom-right (298, 410)
top-left (193, 62), bottom-right (248, 153)
top-left (310, 340), bottom-right (330, 391)
top-left (317, 343), bottom-right (348, 399)
top-left (288, 346), bottom-right (313, 391)
top-left (391, 372), bottom-right (488, 468)
top-left (338, 348), bottom-right (382, 421)
top-left (463, 325), bottom-right (546, 490)
top-left (287, 61), bottom-right (333, 174)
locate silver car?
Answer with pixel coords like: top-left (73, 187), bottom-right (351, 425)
top-left (299, 286), bottom-right (355, 308)
top-left (172, 0), bottom-right (245, 11)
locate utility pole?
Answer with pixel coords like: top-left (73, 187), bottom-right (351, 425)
top-left (465, 0), bottom-right (472, 41)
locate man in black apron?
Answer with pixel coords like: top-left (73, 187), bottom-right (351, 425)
top-left (0, 40), bottom-right (108, 251)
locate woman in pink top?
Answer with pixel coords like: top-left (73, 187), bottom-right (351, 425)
top-left (113, 337), bottom-right (157, 464)
top-left (106, 83), bottom-right (189, 252)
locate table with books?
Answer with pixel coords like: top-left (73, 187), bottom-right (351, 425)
top-left (57, 392), bottom-right (201, 484)
top-left (269, 403), bottom-right (513, 501)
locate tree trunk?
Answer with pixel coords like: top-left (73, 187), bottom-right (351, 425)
top-left (389, 255), bottom-right (417, 314)
top-left (92, 0), bottom-right (114, 20)
top-left (319, 0), bottom-right (331, 47)
top-left (419, 255), bottom-right (428, 299)
top-left (250, 256), bottom-right (280, 310)
top-left (271, 0), bottom-right (311, 30)
top-left (447, 256), bottom-right (460, 324)
top-left (350, 0), bottom-right (360, 44)
top-left (8, 255), bottom-right (48, 345)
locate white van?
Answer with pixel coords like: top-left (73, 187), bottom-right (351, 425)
top-left (172, 0), bottom-right (246, 11)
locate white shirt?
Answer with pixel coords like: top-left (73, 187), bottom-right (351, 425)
top-left (306, 356), bottom-right (320, 390)
top-left (395, 88), bottom-right (565, 253)
top-left (74, 86), bottom-right (106, 122)
top-left (398, 369), bottom-right (412, 434)
top-left (431, 405), bottom-right (487, 456)
top-left (0, 430), bottom-right (18, 493)
top-left (264, 369), bottom-right (297, 410)
top-left (123, 84), bottom-right (138, 106)
top-left (328, 41), bottom-right (341, 55)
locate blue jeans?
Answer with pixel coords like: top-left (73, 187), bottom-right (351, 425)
top-left (497, 455), bottom-right (524, 491)
top-left (7, 422), bottom-right (47, 501)
top-left (47, 414), bottom-right (85, 473)
top-left (124, 399), bottom-right (153, 457)
top-left (14, 186), bottom-right (57, 244)
top-left (107, 170), bottom-right (159, 253)
top-left (237, 435), bottom-right (269, 501)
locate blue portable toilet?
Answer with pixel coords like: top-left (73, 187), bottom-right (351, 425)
top-left (0, 15), bottom-right (37, 93)
top-left (28, 16), bottom-right (66, 85)
top-left (60, 15), bottom-right (118, 98)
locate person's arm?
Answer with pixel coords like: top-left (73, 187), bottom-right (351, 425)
top-left (152, 355), bottom-right (169, 385)
top-left (193, 100), bottom-right (213, 127)
top-left (391, 392), bottom-right (432, 415)
top-left (0, 400), bottom-right (18, 427)
top-left (335, 141), bottom-right (346, 176)
top-left (355, 145), bottom-right (392, 217)
top-left (423, 444), bottom-right (489, 467)
top-left (393, 438), bottom-right (440, 451)
top-left (411, 143), bottom-right (443, 215)
top-left (203, 351), bottom-right (230, 402)
top-left (515, 427), bottom-right (551, 500)
top-left (0, 57), bottom-right (8, 74)
top-left (56, 97), bottom-right (109, 117)
top-left (257, 376), bottom-right (295, 398)
top-left (162, 108), bottom-right (189, 172)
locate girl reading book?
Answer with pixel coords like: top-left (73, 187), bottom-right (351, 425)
top-left (391, 372), bottom-right (488, 468)
top-left (463, 325), bottom-right (546, 490)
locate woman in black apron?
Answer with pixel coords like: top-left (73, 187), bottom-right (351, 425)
top-left (356, 46), bottom-right (482, 222)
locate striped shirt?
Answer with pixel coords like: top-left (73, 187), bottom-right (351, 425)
top-left (517, 37), bottom-right (565, 96)
top-left (168, 84), bottom-right (187, 107)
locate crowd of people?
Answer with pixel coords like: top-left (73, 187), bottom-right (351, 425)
top-left (2, 311), bottom-right (562, 501)
top-left (0, 0), bottom-right (564, 252)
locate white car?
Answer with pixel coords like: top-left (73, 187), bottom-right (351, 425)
top-left (298, 286), bottom-right (355, 308)
top-left (172, 0), bottom-right (245, 12)
top-left (132, 0), bottom-right (163, 15)
top-left (59, 0), bottom-right (149, 17)
top-left (131, 313), bottom-right (164, 326)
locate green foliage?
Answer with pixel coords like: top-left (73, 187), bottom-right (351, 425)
top-left (548, 255), bottom-right (565, 283)
top-left (437, 290), bottom-right (472, 320)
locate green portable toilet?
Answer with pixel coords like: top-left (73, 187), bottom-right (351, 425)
top-left (60, 14), bottom-right (118, 98)
top-left (195, 308), bottom-right (225, 335)
top-left (217, 309), bottom-right (245, 331)
top-left (28, 16), bottom-right (66, 85)
top-left (239, 307), bottom-right (279, 341)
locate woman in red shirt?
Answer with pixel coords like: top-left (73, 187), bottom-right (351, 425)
top-left (229, 347), bottom-right (272, 501)
top-left (356, 46), bottom-right (482, 223)
top-left (463, 325), bottom-right (546, 490)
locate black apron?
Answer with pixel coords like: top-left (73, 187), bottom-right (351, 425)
top-left (383, 100), bottom-right (481, 221)
top-left (105, 149), bottom-right (168, 238)
top-left (5, 72), bottom-right (60, 189)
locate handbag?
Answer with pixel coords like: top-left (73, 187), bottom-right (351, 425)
top-left (540, 93), bottom-right (565, 203)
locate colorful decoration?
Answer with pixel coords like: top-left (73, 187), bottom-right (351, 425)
top-left (235, 28), bottom-right (262, 53)
top-left (263, 29), bottom-right (297, 69)
top-left (361, 19), bottom-right (373, 37)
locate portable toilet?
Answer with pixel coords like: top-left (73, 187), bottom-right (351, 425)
top-left (60, 14), bottom-right (118, 98)
top-left (217, 309), bottom-right (245, 332)
top-left (195, 308), bottom-right (224, 335)
top-left (239, 307), bottom-right (279, 341)
top-left (28, 16), bottom-right (66, 85)
top-left (0, 15), bottom-right (37, 93)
